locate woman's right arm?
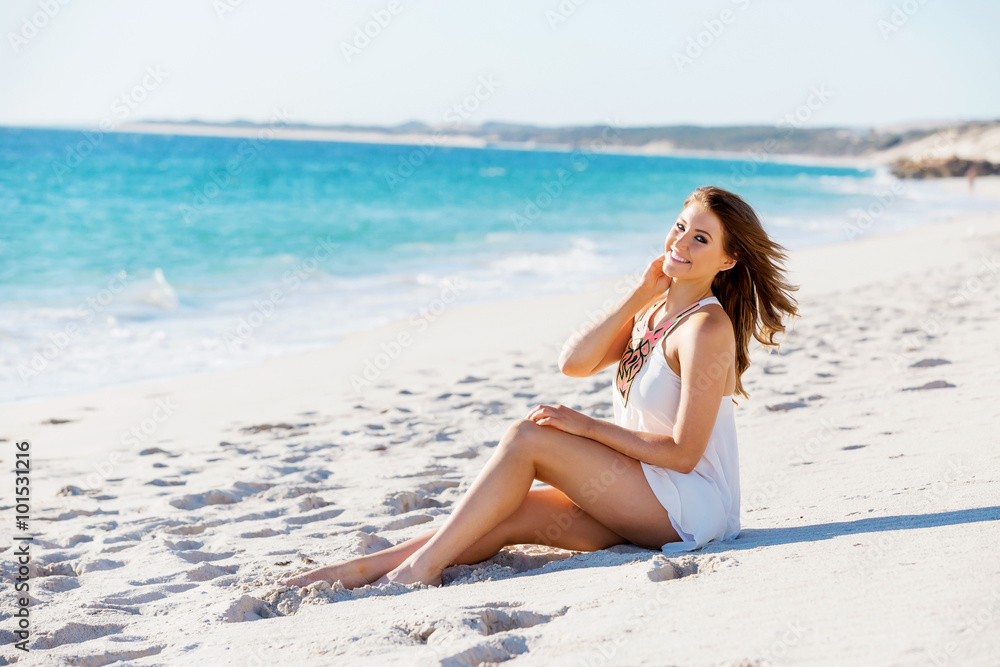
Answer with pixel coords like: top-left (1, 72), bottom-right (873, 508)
top-left (558, 254), bottom-right (671, 378)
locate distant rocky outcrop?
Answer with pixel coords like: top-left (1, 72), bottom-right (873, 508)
top-left (890, 155), bottom-right (1000, 179)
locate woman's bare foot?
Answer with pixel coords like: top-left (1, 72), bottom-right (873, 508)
top-left (282, 558), bottom-right (373, 589)
top-left (375, 557), bottom-right (443, 588)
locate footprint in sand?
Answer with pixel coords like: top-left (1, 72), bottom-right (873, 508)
top-left (902, 380), bottom-right (956, 391)
top-left (188, 562), bottom-right (239, 581)
top-left (295, 495), bottom-right (331, 511)
top-left (164, 539), bottom-right (203, 551)
top-left (406, 604), bottom-right (568, 664)
top-left (766, 401), bottom-right (808, 412)
top-left (356, 531), bottom-right (394, 554)
top-left (43, 508), bottom-right (118, 521)
top-left (175, 550), bottom-right (235, 564)
top-left (382, 514), bottom-right (434, 531)
top-left (283, 507), bottom-right (345, 526)
top-left (26, 551), bottom-right (78, 578)
top-left (443, 448), bottom-right (479, 459)
top-left (241, 528), bottom-right (285, 538)
top-left (74, 558), bottom-right (126, 575)
top-left (37, 576), bottom-right (81, 592)
top-left (169, 481), bottom-right (272, 510)
top-left (239, 423), bottom-right (301, 434)
top-left (31, 623), bottom-right (126, 650)
top-left (418, 480), bottom-right (460, 494)
top-left (61, 534), bottom-right (94, 547)
top-left (647, 554), bottom-right (739, 582)
top-left (164, 522), bottom-right (213, 536)
top-left (147, 479), bottom-right (186, 487)
top-left (910, 358), bottom-right (951, 368)
top-left (382, 490), bottom-right (445, 515)
top-left (169, 491), bottom-right (239, 510)
top-left (101, 583), bottom-right (198, 606)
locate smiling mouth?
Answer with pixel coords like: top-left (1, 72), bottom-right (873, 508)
top-left (668, 249), bottom-right (691, 264)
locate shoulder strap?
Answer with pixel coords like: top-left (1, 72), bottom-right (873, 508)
top-left (647, 300), bottom-right (704, 341)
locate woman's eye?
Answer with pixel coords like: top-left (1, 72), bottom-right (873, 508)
top-left (675, 221), bottom-right (706, 243)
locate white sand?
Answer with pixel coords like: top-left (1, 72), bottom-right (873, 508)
top-left (2, 182), bottom-right (999, 665)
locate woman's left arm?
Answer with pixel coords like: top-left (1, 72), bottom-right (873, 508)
top-left (527, 313), bottom-right (734, 474)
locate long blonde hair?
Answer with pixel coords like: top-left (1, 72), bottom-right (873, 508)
top-left (684, 186), bottom-right (799, 400)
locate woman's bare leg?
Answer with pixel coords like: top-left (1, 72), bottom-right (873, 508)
top-left (282, 530), bottom-right (436, 588)
top-left (282, 486), bottom-right (627, 588)
top-left (381, 419), bottom-right (681, 586)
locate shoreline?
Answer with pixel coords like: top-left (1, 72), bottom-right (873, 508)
top-left (5, 121), bottom-right (884, 170)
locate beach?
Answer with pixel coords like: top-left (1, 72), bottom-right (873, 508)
top-left (1, 177), bottom-right (998, 665)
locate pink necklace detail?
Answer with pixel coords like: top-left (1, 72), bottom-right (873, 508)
top-left (615, 299), bottom-right (704, 408)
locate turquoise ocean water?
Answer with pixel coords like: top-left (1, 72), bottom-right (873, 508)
top-left (1, 126), bottom-right (994, 404)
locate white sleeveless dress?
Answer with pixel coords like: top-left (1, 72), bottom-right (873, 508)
top-left (612, 294), bottom-right (741, 554)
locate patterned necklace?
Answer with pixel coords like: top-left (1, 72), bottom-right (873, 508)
top-left (615, 299), bottom-right (704, 408)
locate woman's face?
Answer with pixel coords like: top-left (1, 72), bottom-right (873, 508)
top-left (662, 201), bottom-right (736, 280)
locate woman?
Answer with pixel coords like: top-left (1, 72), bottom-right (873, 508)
top-left (284, 185), bottom-right (798, 589)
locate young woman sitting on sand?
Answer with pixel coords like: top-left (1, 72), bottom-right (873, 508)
top-left (284, 185), bottom-right (798, 589)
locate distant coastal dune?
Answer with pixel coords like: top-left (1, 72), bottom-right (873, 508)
top-left (107, 118), bottom-right (1000, 175)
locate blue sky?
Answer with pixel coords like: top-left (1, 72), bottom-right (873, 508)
top-left (1, 0), bottom-right (997, 128)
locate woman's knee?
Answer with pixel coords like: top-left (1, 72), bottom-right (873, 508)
top-left (498, 418), bottom-right (543, 455)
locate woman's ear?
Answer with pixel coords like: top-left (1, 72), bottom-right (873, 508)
top-left (720, 254), bottom-right (737, 271)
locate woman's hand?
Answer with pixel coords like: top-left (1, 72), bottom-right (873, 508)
top-left (638, 253), bottom-right (673, 301)
top-left (526, 404), bottom-right (594, 439)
